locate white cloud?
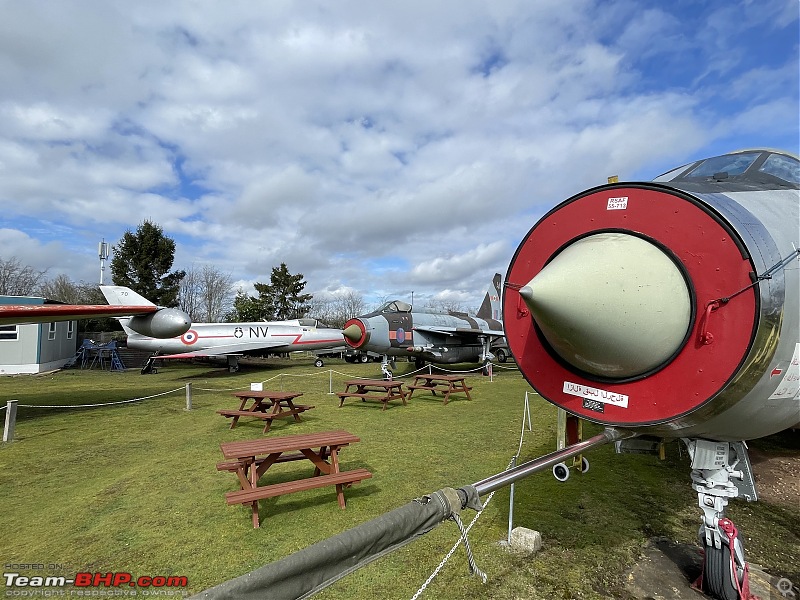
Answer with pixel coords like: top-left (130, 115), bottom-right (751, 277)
top-left (0, 0), bottom-right (796, 310)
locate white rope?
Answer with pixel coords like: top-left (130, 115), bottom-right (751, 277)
top-left (409, 457), bottom-right (514, 600)
top-left (0, 405), bottom-right (6, 412)
top-left (16, 387), bottom-right (185, 409)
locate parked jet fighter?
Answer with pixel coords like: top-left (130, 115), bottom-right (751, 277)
top-left (501, 147), bottom-right (800, 599)
top-left (100, 286), bottom-right (345, 373)
top-left (342, 274), bottom-right (504, 375)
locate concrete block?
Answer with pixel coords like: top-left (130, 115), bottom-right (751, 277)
top-left (509, 527), bottom-right (542, 553)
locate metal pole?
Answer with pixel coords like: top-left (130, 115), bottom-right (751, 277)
top-left (185, 383), bottom-right (192, 410)
top-left (3, 400), bottom-right (18, 443)
top-left (507, 455), bottom-right (516, 544)
top-left (329, 370), bottom-right (334, 395)
top-left (472, 428), bottom-right (633, 496)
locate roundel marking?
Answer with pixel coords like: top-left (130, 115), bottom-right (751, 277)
top-left (181, 329), bottom-right (199, 345)
top-left (396, 328), bottom-right (406, 344)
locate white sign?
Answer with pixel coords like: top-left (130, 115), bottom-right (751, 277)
top-left (607, 196), bottom-right (628, 210)
top-left (250, 382), bottom-right (263, 391)
top-left (563, 381), bottom-right (629, 408)
top-left (769, 343), bottom-right (800, 400)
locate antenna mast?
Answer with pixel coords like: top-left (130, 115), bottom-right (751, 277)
top-left (98, 240), bottom-right (109, 284)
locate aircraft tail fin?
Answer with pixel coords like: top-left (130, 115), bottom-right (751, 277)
top-left (100, 286), bottom-right (156, 307)
top-left (99, 286), bottom-right (155, 335)
top-left (476, 273), bottom-right (502, 322)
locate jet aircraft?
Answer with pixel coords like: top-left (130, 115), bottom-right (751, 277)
top-left (342, 274), bottom-right (504, 375)
top-left (195, 148), bottom-right (799, 600)
top-left (100, 286), bottom-right (345, 373)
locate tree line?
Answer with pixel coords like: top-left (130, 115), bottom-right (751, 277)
top-left (0, 219), bottom-right (388, 330)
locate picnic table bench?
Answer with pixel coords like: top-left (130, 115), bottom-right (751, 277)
top-left (216, 390), bottom-right (314, 433)
top-left (219, 430), bottom-right (371, 528)
top-left (336, 378), bottom-right (407, 411)
top-left (406, 373), bottom-right (473, 404)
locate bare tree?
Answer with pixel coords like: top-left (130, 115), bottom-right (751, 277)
top-left (38, 274), bottom-right (82, 303)
top-left (0, 256), bottom-right (48, 296)
top-left (179, 264), bottom-right (234, 322)
top-left (200, 264), bottom-right (234, 322)
top-left (310, 290), bottom-right (366, 328)
top-left (179, 266), bottom-right (202, 320)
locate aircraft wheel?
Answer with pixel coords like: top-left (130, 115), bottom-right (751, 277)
top-left (552, 462), bottom-right (570, 482)
top-left (703, 541), bottom-right (743, 600)
top-left (579, 457), bottom-right (590, 473)
top-left (314, 358), bottom-right (324, 367)
top-left (359, 354), bottom-right (369, 363)
top-left (496, 349), bottom-right (508, 363)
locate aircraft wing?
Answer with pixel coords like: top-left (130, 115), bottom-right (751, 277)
top-left (413, 325), bottom-right (505, 338)
top-left (0, 304), bottom-right (158, 327)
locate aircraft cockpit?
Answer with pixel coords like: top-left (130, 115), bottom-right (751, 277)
top-left (653, 148), bottom-right (799, 189)
top-left (380, 300), bottom-right (412, 313)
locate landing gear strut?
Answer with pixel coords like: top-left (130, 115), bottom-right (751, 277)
top-left (685, 439), bottom-right (756, 600)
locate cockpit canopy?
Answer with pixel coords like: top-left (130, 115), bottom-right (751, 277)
top-left (379, 300), bottom-right (412, 313)
top-left (653, 149), bottom-right (799, 188)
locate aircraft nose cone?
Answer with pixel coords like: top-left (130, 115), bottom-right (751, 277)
top-left (343, 324), bottom-right (362, 342)
top-left (343, 320), bottom-right (369, 348)
top-left (519, 232), bottom-right (692, 379)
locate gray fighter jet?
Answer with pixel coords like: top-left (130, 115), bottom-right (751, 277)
top-left (342, 274), bottom-right (504, 375)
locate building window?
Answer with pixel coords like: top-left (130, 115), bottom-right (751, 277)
top-left (0, 325), bottom-right (18, 341)
top-left (48, 322), bottom-right (57, 340)
top-left (67, 321), bottom-right (75, 340)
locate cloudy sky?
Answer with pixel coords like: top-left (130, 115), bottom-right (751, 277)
top-left (1, 0), bottom-right (798, 310)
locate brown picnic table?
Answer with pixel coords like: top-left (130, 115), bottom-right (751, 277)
top-left (336, 378), bottom-right (407, 411)
top-left (406, 373), bottom-right (473, 404)
top-left (216, 390), bottom-right (314, 433)
top-left (217, 430), bottom-right (372, 528)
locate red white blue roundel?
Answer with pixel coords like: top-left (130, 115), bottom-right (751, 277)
top-left (181, 329), bottom-right (199, 345)
top-left (396, 328), bottom-right (406, 344)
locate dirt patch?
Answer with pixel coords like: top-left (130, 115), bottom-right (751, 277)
top-left (748, 445), bottom-right (800, 510)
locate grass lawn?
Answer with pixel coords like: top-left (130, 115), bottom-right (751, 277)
top-left (1, 357), bottom-right (798, 599)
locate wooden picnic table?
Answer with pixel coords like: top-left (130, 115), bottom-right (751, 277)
top-left (406, 373), bottom-right (473, 405)
top-left (218, 429), bottom-right (372, 528)
top-left (216, 390), bottom-right (314, 433)
top-left (336, 378), bottom-right (407, 411)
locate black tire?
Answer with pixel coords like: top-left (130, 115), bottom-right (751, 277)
top-left (344, 356), bottom-right (355, 363)
top-left (496, 349), bottom-right (507, 363)
top-left (314, 359), bottom-right (324, 368)
top-left (703, 540), bottom-right (742, 600)
top-left (359, 354), bottom-right (369, 363)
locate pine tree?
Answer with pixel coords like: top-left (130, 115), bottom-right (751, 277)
top-left (110, 220), bottom-right (185, 307)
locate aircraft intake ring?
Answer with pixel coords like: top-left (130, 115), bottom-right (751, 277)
top-left (504, 184), bottom-right (758, 428)
top-left (343, 319), bottom-right (369, 349)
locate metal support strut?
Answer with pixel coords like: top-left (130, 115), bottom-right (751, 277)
top-left (684, 439), bottom-right (757, 600)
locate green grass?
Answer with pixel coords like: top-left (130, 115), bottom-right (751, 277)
top-left (1, 357), bottom-right (797, 599)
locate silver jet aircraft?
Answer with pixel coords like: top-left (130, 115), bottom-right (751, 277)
top-left (342, 274), bottom-right (504, 376)
top-left (100, 286), bottom-right (345, 373)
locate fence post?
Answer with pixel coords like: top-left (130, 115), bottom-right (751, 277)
top-left (185, 383), bottom-right (192, 411)
top-left (3, 400), bottom-right (18, 443)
